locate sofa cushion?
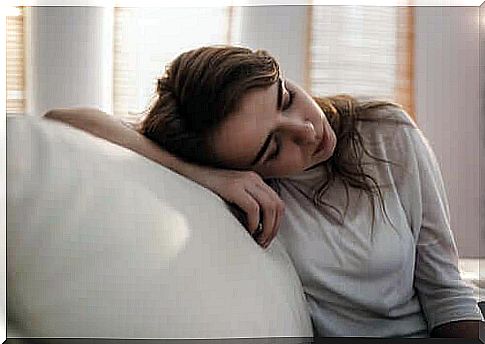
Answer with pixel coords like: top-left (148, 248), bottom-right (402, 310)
top-left (7, 116), bottom-right (313, 339)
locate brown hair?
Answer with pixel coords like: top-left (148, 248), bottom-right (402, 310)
top-left (138, 45), bottom-right (279, 167)
top-left (138, 45), bottom-right (410, 229)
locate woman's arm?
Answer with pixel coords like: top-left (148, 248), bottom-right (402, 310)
top-left (44, 107), bottom-right (195, 174)
top-left (399, 119), bottom-right (485, 337)
top-left (43, 108), bottom-right (284, 248)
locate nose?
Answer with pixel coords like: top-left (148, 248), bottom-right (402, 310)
top-left (279, 117), bottom-right (318, 146)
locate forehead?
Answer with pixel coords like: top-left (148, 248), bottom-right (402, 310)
top-left (211, 82), bottom-right (279, 168)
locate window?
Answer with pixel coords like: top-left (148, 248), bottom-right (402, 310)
top-left (309, 6), bottom-right (414, 117)
top-left (6, 6), bottom-right (25, 115)
top-left (9, 6), bottom-right (413, 118)
top-left (113, 7), bottom-right (232, 118)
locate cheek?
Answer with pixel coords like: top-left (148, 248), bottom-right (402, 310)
top-left (304, 100), bottom-right (322, 122)
top-left (274, 145), bottom-right (308, 176)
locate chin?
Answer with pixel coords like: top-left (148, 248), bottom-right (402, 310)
top-left (304, 149), bottom-right (335, 171)
top-left (304, 161), bottom-right (325, 171)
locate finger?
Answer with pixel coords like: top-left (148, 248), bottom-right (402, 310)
top-left (255, 181), bottom-right (282, 205)
top-left (253, 218), bottom-right (264, 240)
top-left (245, 187), bottom-right (276, 246)
top-left (254, 183), bottom-right (284, 247)
top-left (234, 193), bottom-right (261, 235)
top-left (264, 203), bottom-right (283, 248)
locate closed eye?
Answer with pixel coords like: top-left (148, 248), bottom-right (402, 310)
top-left (282, 87), bottom-right (296, 111)
top-left (267, 86), bottom-right (294, 162)
top-left (267, 134), bottom-right (281, 161)
top-left (264, 82), bottom-right (294, 164)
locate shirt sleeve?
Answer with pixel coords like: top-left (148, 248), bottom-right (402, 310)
top-left (407, 123), bottom-right (484, 332)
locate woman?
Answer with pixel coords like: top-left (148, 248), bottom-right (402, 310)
top-left (45, 45), bottom-right (483, 338)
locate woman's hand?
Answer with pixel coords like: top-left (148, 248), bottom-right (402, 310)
top-left (194, 168), bottom-right (285, 249)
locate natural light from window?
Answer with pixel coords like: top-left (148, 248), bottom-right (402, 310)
top-left (113, 7), bottom-right (229, 117)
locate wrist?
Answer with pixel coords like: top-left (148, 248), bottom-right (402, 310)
top-left (175, 160), bottom-right (213, 185)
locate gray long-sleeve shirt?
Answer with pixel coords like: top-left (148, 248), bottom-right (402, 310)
top-left (276, 106), bottom-right (483, 337)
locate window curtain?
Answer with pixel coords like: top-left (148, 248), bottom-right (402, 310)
top-left (6, 7), bottom-right (25, 114)
top-left (308, 6), bottom-right (415, 119)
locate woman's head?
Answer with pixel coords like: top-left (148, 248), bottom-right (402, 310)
top-left (139, 45), bottom-right (336, 178)
top-left (210, 78), bottom-right (337, 178)
top-left (139, 44), bottom-right (408, 227)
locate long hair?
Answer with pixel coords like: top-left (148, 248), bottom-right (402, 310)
top-left (137, 45), bottom-right (411, 228)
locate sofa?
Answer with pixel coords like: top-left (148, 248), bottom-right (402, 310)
top-left (6, 115), bottom-right (313, 339)
top-left (7, 115), bottom-right (484, 339)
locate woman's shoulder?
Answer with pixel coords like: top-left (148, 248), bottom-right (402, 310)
top-left (355, 96), bottom-right (416, 126)
top-left (354, 98), bottom-right (418, 143)
top-left (353, 98), bottom-right (424, 167)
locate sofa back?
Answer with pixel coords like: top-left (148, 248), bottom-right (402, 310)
top-left (7, 116), bottom-right (312, 339)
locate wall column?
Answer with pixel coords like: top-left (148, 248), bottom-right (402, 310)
top-left (25, 6), bottom-right (113, 116)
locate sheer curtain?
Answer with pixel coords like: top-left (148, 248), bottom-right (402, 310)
top-left (6, 7), bottom-right (25, 115)
top-left (113, 7), bottom-right (231, 118)
top-left (309, 6), bottom-right (414, 118)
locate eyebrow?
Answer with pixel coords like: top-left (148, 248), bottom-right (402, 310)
top-left (249, 79), bottom-right (284, 166)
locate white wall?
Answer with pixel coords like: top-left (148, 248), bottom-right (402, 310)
top-left (25, 6), bottom-right (113, 116)
top-left (480, 3), bottom-right (484, 259)
top-left (414, 6), bottom-right (482, 257)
